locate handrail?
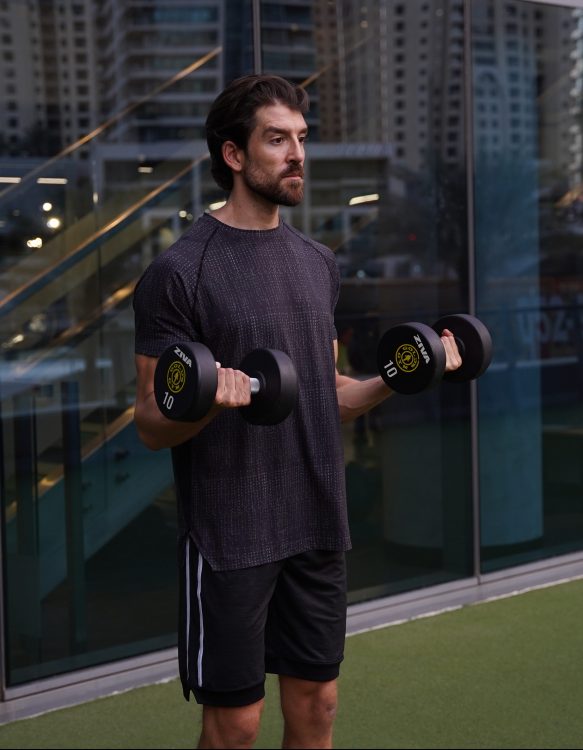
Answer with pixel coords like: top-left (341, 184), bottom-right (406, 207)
top-left (0, 32), bottom-right (382, 321)
top-left (0, 29), bottom-right (376, 205)
top-left (300, 34), bottom-right (370, 89)
top-left (9, 280), bottom-right (136, 378)
top-left (37, 407), bottom-right (136, 497)
top-left (0, 46), bottom-right (222, 203)
top-left (0, 154), bottom-right (208, 318)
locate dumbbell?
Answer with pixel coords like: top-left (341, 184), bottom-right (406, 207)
top-left (376, 313), bottom-right (493, 394)
top-left (154, 342), bottom-right (298, 425)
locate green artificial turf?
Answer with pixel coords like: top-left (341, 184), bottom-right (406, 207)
top-left (1, 578), bottom-right (582, 749)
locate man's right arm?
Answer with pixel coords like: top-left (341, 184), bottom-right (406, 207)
top-left (134, 353), bottom-right (253, 450)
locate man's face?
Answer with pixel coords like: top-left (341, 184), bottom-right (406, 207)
top-left (240, 103), bottom-right (308, 207)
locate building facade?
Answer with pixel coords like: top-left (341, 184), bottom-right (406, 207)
top-left (0, 0), bottom-right (582, 722)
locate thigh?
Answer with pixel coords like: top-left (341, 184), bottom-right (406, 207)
top-left (179, 536), bottom-right (281, 706)
top-left (265, 550), bottom-right (347, 680)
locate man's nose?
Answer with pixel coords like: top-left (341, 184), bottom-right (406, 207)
top-left (287, 137), bottom-right (304, 163)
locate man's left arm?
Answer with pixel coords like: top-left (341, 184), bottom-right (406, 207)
top-left (334, 340), bottom-right (393, 423)
top-left (334, 330), bottom-right (462, 423)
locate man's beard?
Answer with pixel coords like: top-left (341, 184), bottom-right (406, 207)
top-left (242, 161), bottom-right (304, 207)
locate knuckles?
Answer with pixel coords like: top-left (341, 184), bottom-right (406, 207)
top-left (215, 368), bottom-right (252, 407)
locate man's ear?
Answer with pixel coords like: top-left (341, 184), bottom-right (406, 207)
top-left (222, 141), bottom-right (244, 175)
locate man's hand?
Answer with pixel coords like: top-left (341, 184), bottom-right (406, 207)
top-left (440, 329), bottom-right (463, 372)
top-left (214, 363), bottom-right (253, 409)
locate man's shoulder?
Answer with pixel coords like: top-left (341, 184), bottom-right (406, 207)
top-left (283, 222), bottom-right (337, 264)
top-left (134, 214), bottom-right (218, 302)
top-left (153, 214), bottom-right (218, 269)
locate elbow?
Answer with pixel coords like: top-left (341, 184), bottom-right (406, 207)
top-left (135, 423), bottom-right (165, 452)
top-left (337, 403), bottom-right (354, 424)
top-left (138, 431), bottom-right (163, 452)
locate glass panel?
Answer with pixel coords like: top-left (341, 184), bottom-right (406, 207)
top-left (0, 0), bottom-right (253, 687)
top-left (473, 0), bottom-right (583, 572)
top-left (262, 0), bottom-right (473, 603)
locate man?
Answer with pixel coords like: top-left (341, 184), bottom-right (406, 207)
top-left (133, 75), bottom-right (461, 749)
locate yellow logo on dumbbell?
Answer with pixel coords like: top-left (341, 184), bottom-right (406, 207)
top-left (167, 361), bottom-right (186, 393)
top-left (395, 344), bottom-right (419, 373)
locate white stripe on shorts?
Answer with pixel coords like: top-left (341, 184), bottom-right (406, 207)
top-left (185, 538), bottom-right (191, 684)
top-left (197, 552), bottom-right (205, 686)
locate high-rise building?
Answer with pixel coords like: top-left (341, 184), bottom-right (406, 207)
top-left (471, 1), bottom-right (582, 181)
top-left (312, 0), bottom-right (466, 172)
top-left (96, 0), bottom-right (225, 143)
top-left (0, 0), bottom-right (99, 156)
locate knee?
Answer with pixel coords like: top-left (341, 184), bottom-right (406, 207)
top-left (291, 683), bottom-right (338, 730)
top-left (281, 687), bottom-right (338, 748)
top-left (309, 693), bottom-right (337, 729)
top-left (201, 702), bottom-right (263, 749)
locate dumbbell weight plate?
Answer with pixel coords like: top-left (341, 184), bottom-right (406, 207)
top-left (239, 348), bottom-right (298, 425)
top-left (432, 314), bottom-right (493, 383)
top-left (377, 322), bottom-right (446, 394)
top-left (154, 341), bottom-right (218, 421)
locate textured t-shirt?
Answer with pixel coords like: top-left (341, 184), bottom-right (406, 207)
top-left (133, 212), bottom-right (351, 570)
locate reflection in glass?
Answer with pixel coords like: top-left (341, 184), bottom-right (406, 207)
top-left (473, 0), bottom-right (583, 571)
top-left (0, 0), bottom-right (252, 686)
top-left (3, 0), bottom-right (580, 695)
top-left (262, 0), bottom-right (472, 603)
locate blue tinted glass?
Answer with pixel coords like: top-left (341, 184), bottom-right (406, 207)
top-left (0, 0), bottom-right (253, 687)
top-left (472, 0), bottom-right (583, 571)
top-left (261, 0), bottom-right (473, 603)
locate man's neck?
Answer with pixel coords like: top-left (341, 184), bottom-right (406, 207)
top-left (210, 191), bottom-right (280, 230)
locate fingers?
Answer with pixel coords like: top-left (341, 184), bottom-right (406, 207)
top-left (215, 367), bottom-right (252, 408)
top-left (440, 329), bottom-right (463, 372)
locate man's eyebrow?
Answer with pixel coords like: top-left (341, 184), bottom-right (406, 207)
top-left (263, 126), bottom-right (309, 136)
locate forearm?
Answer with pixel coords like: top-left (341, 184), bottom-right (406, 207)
top-left (134, 391), bottom-right (221, 450)
top-left (336, 374), bottom-right (394, 423)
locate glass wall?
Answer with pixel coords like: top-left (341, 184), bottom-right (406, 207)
top-left (0, 0), bottom-right (582, 694)
top-left (0, 0), bottom-right (253, 687)
top-left (472, 0), bottom-right (583, 572)
top-left (260, 0), bottom-right (474, 602)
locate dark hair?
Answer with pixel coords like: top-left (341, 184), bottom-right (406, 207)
top-left (205, 74), bottom-right (309, 191)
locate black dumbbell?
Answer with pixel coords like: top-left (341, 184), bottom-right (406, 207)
top-left (376, 313), bottom-right (492, 394)
top-left (154, 342), bottom-right (298, 425)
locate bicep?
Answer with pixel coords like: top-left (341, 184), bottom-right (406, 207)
top-left (333, 338), bottom-right (359, 390)
top-left (135, 354), bottom-right (158, 405)
top-left (333, 339), bottom-right (348, 389)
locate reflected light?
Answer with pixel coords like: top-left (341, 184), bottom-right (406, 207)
top-left (209, 200), bottom-right (226, 211)
top-left (349, 193), bottom-right (379, 206)
top-left (37, 177), bottom-right (68, 184)
top-left (6, 333), bottom-right (24, 346)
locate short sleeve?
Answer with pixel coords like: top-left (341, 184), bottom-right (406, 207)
top-left (133, 255), bottom-right (201, 357)
top-left (331, 258), bottom-right (340, 341)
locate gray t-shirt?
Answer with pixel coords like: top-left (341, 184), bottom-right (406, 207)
top-left (133, 212), bottom-right (351, 570)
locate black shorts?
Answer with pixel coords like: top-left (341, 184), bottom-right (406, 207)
top-left (178, 537), bottom-right (347, 707)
